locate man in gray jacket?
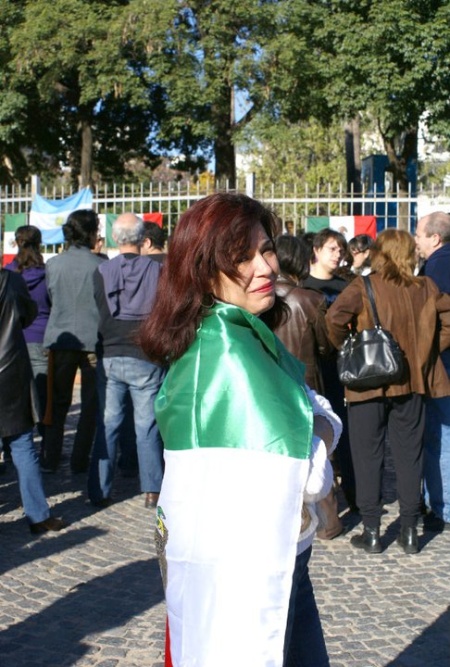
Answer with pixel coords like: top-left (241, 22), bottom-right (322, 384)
top-left (40, 209), bottom-right (105, 473)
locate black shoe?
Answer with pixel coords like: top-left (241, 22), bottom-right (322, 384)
top-left (423, 512), bottom-right (450, 532)
top-left (397, 527), bottom-right (419, 554)
top-left (30, 517), bottom-right (67, 534)
top-left (350, 526), bottom-right (382, 553)
top-left (90, 497), bottom-right (113, 509)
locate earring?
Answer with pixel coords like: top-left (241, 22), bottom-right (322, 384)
top-left (201, 293), bottom-right (215, 309)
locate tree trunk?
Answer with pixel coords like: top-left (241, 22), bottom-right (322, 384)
top-left (345, 115), bottom-right (362, 214)
top-left (212, 86), bottom-right (236, 188)
top-left (79, 118), bottom-right (93, 189)
top-left (381, 126), bottom-right (417, 231)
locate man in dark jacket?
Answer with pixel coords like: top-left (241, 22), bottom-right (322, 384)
top-left (0, 268), bottom-right (64, 532)
top-left (88, 213), bottom-right (166, 508)
top-left (416, 211), bottom-right (450, 531)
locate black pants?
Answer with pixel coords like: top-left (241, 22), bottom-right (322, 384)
top-left (347, 394), bottom-right (425, 529)
top-left (321, 359), bottom-right (356, 508)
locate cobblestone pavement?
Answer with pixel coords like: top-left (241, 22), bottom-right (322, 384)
top-left (1, 391), bottom-right (449, 667)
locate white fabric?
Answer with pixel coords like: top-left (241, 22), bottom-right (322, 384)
top-left (159, 448), bottom-right (310, 667)
top-left (297, 388), bottom-right (343, 552)
top-left (159, 388), bottom-right (342, 666)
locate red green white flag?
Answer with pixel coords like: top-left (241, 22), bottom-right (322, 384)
top-left (2, 212), bottom-right (27, 266)
top-left (306, 215), bottom-right (377, 240)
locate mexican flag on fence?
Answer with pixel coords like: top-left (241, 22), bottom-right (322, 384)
top-left (30, 188), bottom-right (93, 245)
top-left (102, 212), bottom-right (164, 248)
top-left (2, 212), bottom-right (27, 266)
top-left (143, 212), bottom-right (163, 227)
top-left (306, 215), bottom-right (377, 240)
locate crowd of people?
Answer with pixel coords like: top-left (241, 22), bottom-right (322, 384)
top-left (1, 195), bottom-right (450, 667)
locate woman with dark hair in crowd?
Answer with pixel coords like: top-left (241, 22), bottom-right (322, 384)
top-left (303, 228), bottom-right (357, 513)
top-left (275, 234), bottom-right (331, 393)
top-left (346, 233), bottom-right (374, 276)
top-left (140, 193), bottom-right (341, 667)
top-left (5, 225), bottom-right (51, 434)
top-left (326, 229), bottom-right (450, 554)
top-left (275, 233), bottom-right (343, 536)
top-left (274, 233), bottom-right (343, 665)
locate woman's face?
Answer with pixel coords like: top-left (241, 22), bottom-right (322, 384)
top-left (213, 223), bottom-right (279, 316)
top-left (351, 247), bottom-right (370, 269)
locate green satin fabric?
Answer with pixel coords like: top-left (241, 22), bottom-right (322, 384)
top-left (155, 302), bottom-right (313, 459)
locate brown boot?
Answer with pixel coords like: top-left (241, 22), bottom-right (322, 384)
top-left (316, 486), bottom-right (344, 540)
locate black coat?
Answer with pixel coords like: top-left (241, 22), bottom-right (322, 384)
top-left (0, 269), bottom-right (39, 438)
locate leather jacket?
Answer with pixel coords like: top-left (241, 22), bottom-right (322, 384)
top-left (0, 269), bottom-right (39, 437)
top-left (275, 275), bottom-right (333, 393)
top-left (326, 272), bottom-right (450, 402)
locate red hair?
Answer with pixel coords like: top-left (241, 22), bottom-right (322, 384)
top-left (139, 192), bottom-right (285, 363)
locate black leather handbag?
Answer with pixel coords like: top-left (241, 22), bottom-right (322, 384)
top-left (337, 275), bottom-right (405, 390)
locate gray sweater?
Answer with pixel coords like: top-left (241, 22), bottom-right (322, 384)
top-left (44, 246), bottom-right (106, 352)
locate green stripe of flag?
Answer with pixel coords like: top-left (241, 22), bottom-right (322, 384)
top-left (305, 216), bottom-right (330, 232)
top-left (5, 212), bottom-right (27, 231)
top-left (106, 213), bottom-right (118, 248)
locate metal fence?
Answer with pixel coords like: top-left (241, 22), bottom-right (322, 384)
top-left (1, 177), bottom-right (450, 242)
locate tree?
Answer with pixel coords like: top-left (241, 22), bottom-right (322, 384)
top-left (312, 0), bottom-right (450, 196)
top-left (0, 1), bottom-right (54, 184)
top-left (126, 0), bottom-right (285, 186)
top-left (8, 0), bottom-right (158, 187)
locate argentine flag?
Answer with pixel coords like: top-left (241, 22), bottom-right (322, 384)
top-left (30, 188), bottom-right (93, 244)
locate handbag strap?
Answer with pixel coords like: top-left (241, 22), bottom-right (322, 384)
top-left (362, 275), bottom-right (381, 327)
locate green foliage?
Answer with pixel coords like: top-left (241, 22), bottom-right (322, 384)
top-left (3, 0), bottom-right (160, 184)
top-left (2, 0), bottom-right (450, 188)
top-left (125, 0), bottom-right (279, 180)
top-left (236, 116), bottom-right (346, 188)
top-left (419, 158), bottom-right (450, 189)
top-left (272, 0), bottom-right (450, 190)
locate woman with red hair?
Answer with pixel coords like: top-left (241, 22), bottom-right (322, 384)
top-left (140, 193), bottom-right (340, 667)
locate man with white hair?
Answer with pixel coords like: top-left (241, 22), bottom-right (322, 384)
top-left (88, 213), bottom-right (166, 508)
top-left (415, 210), bottom-right (450, 531)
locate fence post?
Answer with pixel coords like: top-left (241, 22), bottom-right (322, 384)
top-left (31, 175), bottom-right (41, 197)
top-left (245, 173), bottom-right (255, 198)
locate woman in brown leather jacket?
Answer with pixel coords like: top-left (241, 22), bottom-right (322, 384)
top-left (274, 235), bottom-right (332, 394)
top-left (326, 229), bottom-right (450, 554)
top-left (275, 234), bottom-right (343, 545)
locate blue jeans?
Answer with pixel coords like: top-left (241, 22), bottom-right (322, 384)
top-left (424, 396), bottom-right (450, 522)
top-left (88, 356), bottom-right (166, 503)
top-left (2, 431), bottom-right (50, 524)
top-left (283, 546), bottom-right (330, 667)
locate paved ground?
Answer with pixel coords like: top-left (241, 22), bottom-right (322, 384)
top-left (1, 391), bottom-right (449, 667)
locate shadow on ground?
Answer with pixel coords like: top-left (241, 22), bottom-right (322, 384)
top-left (385, 606), bottom-right (450, 667)
top-left (0, 558), bottom-right (164, 665)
